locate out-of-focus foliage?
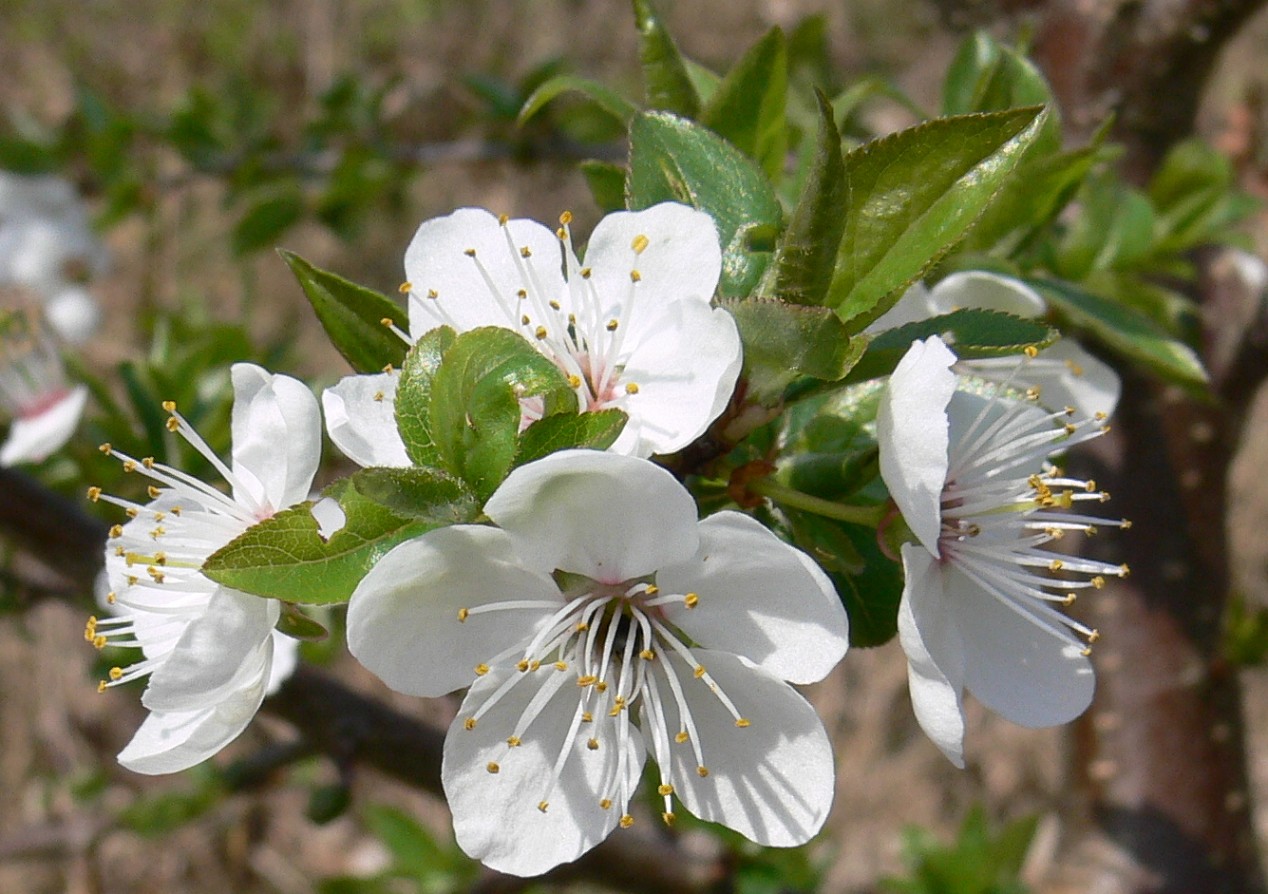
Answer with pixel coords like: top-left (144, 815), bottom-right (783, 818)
top-left (880, 807), bottom-right (1038, 894)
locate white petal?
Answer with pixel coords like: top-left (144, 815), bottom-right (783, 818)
top-left (347, 525), bottom-right (562, 698)
top-left (322, 372), bottom-right (410, 468)
top-left (652, 650), bottom-right (835, 846)
top-left (310, 497), bottom-right (346, 540)
top-left (926, 271), bottom-right (1048, 318)
top-left (229, 364), bottom-right (322, 512)
top-left (658, 512), bottom-right (847, 684)
top-left (897, 545), bottom-right (967, 768)
top-left (1029, 339), bottom-right (1121, 419)
top-left (43, 286), bottom-right (102, 344)
top-left (610, 299), bottom-right (741, 457)
top-left (265, 631), bottom-right (298, 695)
top-left (877, 336), bottom-right (956, 556)
top-left (404, 208), bottom-right (565, 336)
top-left (443, 666), bottom-right (645, 876)
top-left (866, 281), bottom-right (937, 332)
top-left (141, 588), bottom-right (276, 713)
top-left (117, 670), bottom-right (269, 775)
top-left (484, 450), bottom-right (699, 580)
top-left (950, 567), bottom-right (1096, 727)
top-left (0, 385), bottom-right (86, 466)
top-left (582, 203), bottom-right (721, 309)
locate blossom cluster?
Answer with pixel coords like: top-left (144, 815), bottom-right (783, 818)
top-left (82, 202), bottom-right (1128, 876)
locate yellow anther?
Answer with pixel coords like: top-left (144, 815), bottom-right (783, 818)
top-left (498, 214), bottom-right (509, 225)
top-left (1091, 576), bottom-right (1106, 590)
top-left (693, 665), bottom-right (706, 679)
top-left (587, 738), bottom-right (599, 750)
top-left (1094, 411), bottom-right (1107, 421)
top-left (86, 486), bottom-right (102, 502)
top-left (595, 681), bottom-right (608, 693)
top-left (560, 210), bottom-right (573, 225)
top-left (697, 766), bottom-right (710, 778)
top-left (657, 783), bottom-right (674, 796)
top-left (645, 585), bottom-right (659, 596)
top-left (98, 442), bottom-right (113, 455)
top-left (581, 711), bottom-right (593, 723)
top-left (475, 663), bottom-right (490, 676)
top-left (549, 300), bottom-right (561, 310)
top-left (735, 718), bottom-right (751, 728)
top-left (122, 460), bottom-right (137, 473)
top-left (457, 608), bottom-right (469, 622)
top-left (662, 812), bottom-right (676, 826)
top-left (1088, 629), bottom-right (1101, 643)
top-left (142, 457), bottom-right (155, 469)
top-left (106, 592), bottom-right (116, 605)
top-left (1064, 423), bottom-right (1078, 435)
top-left (1023, 345), bottom-right (1039, 358)
top-left (619, 814), bottom-right (633, 829)
top-left (575, 621), bottom-right (589, 632)
top-left (577, 674), bottom-right (597, 687)
top-left (1063, 594), bottom-right (1077, 606)
top-left (153, 552), bottom-right (167, 565)
top-left (171, 506), bottom-right (182, 516)
top-left (464, 717), bottom-right (477, 730)
top-left (599, 798), bottom-right (612, 810)
top-left (147, 486), bottom-right (161, 499)
top-left (109, 666), bottom-right (123, 681)
top-left (1119, 563), bottom-right (1131, 577)
top-left (580, 266), bottom-right (592, 278)
top-left (506, 736), bottom-right (522, 747)
top-left (97, 681), bottom-right (107, 693)
top-left (556, 227), bottom-right (567, 240)
top-left (684, 593), bottom-right (699, 608)
top-left (147, 568), bottom-right (165, 584)
top-left (516, 289), bottom-right (527, 299)
top-left (1081, 646), bottom-right (1093, 656)
top-left (1069, 360), bottom-right (1086, 376)
top-left (625, 382), bottom-right (640, 395)
top-left (154, 511), bottom-right (166, 522)
top-left (486, 762), bottom-right (500, 774)
top-left (520, 246), bottom-right (532, 258)
top-left (126, 575), bottom-right (138, 586)
top-left (1025, 387), bottom-right (1041, 401)
top-left (553, 660), bottom-right (568, 671)
top-left (1049, 560), bottom-right (1064, 572)
top-left (674, 731), bottom-right (689, 744)
top-left (427, 289), bottom-right (439, 299)
top-left (398, 281), bottom-right (412, 294)
top-left (537, 801), bottom-right (549, 813)
top-left (535, 326), bottom-right (548, 340)
top-left (464, 248), bottom-right (476, 257)
top-left (93, 635), bottom-right (106, 649)
top-left (150, 526), bottom-right (166, 540)
top-left (605, 319), bottom-right (619, 331)
top-left (517, 659), bottom-right (530, 672)
top-left (639, 649), bottom-right (655, 661)
top-left (1064, 406), bottom-right (1076, 416)
top-left (161, 400), bottom-right (176, 413)
top-left (373, 391), bottom-right (385, 402)
top-left (528, 660), bottom-right (541, 672)
top-left (630, 270), bottom-right (642, 283)
top-left (521, 314), bottom-right (531, 325)
top-left (631, 234), bottom-right (649, 254)
top-left (382, 363), bottom-right (395, 374)
top-left (380, 317), bottom-right (393, 328)
top-left (166, 417), bottom-right (180, 432)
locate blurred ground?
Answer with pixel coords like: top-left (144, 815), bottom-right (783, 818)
top-left (2, 1), bottom-right (1268, 892)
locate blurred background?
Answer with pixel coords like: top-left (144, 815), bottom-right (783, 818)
top-left (3, 1), bottom-right (1268, 892)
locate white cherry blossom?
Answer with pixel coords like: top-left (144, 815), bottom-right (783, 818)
top-left (877, 336), bottom-right (1129, 767)
top-left (347, 449), bottom-right (847, 876)
top-left (870, 271), bottom-right (1120, 419)
top-left (0, 307), bottom-right (87, 466)
top-left (86, 364), bottom-right (317, 774)
top-left (324, 203), bottom-right (742, 464)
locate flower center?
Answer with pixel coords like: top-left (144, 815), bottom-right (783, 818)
top-left (454, 573), bottom-right (746, 827)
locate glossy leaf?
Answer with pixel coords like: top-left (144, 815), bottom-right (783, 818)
top-left (280, 250), bottom-right (409, 374)
top-left (518, 75), bottom-right (639, 127)
top-left (699, 27), bottom-right (788, 179)
top-left (627, 111), bottom-right (783, 297)
top-left (394, 325), bottom-right (458, 467)
top-left (1033, 278), bottom-right (1209, 389)
top-left (828, 106), bottom-right (1048, 330)
top-left (728, 299), bottom-right (865, 401)
top-left (515, 408), bottom-right (628, 467)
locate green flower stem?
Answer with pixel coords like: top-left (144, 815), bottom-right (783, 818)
top-left (748, 479), bottom-right (887, 528)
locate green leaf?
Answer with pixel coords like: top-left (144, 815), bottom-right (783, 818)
top-left (232, 188), bottom-right (304, 256)
top-left (277, 604), bottom-right (330, 642)
top-left (632, 0), bottom-right (700, 117)
top-left (427, 327), bottom-right (574, 499)
top-left (1033, 278), bottom-right (1209, 389)
top-left (347, 465), bottom-right (480, 522)
top-left (787, 510), bottom-right (902, 648)
top-left (627, 111), bottom-right (783, 297)
top-left (202, 469), bottom-right (471, 604)
top-left (580, 160), bottom-right (627, 213)
top-left (515, 409), bottom-right (628, 466)
top-left (828, 106), bottom-right (1048, 330)
top-left (394, 325), bottom-right (458, 467)
top-left (700, 27), bottom-right (788, 179)
top-left (280, 250), bottom-right (409, 374)
top-left (847, 309), bottom-right (1057, 383)
top-left (943, 32), bottom-right (1060, 154)
top-left (727, 299), bottom-right (865, 401)
top-left (762, 90), bottom-right (845, 307)
top-left (518, 75), bottom-right (639, 126)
